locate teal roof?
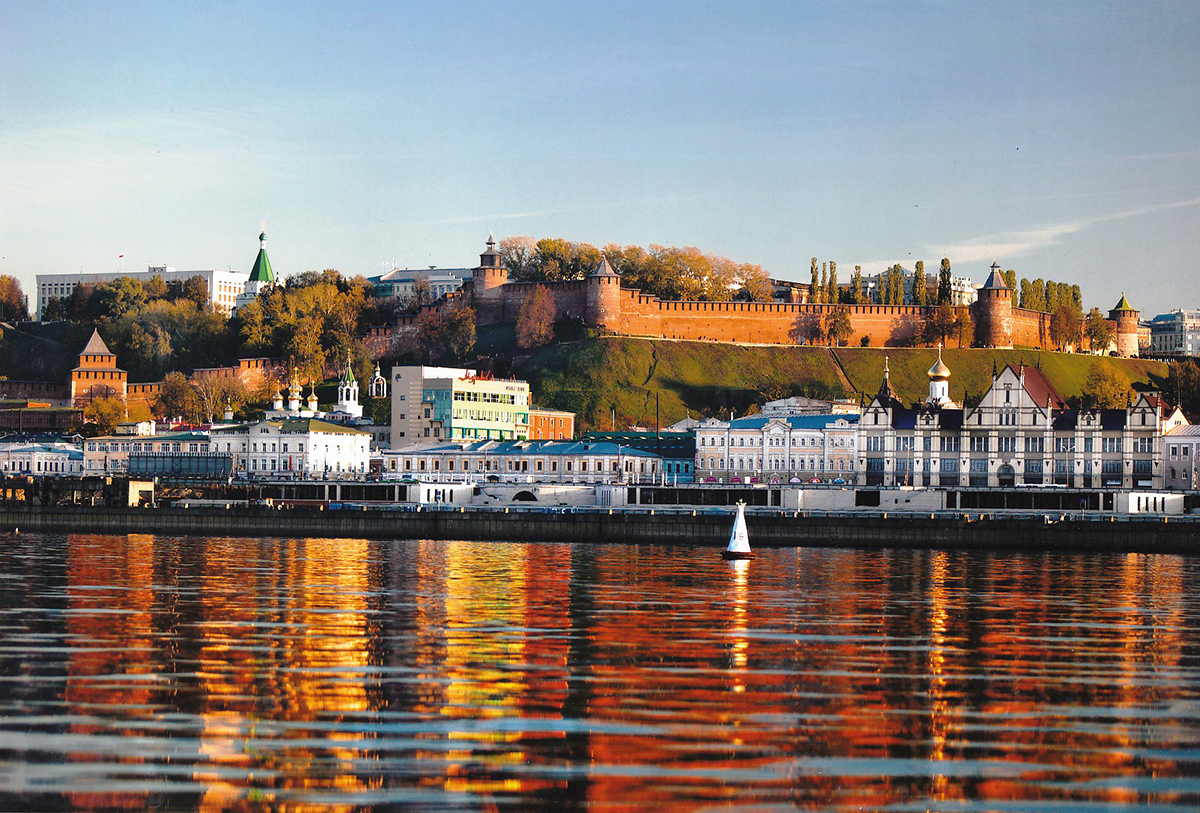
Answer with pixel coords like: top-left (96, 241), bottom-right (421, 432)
top-left (249, 232), bottom-right (275, 283)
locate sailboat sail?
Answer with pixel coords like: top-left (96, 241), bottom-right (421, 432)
top-left (726, 502), bottom-right (751, 555)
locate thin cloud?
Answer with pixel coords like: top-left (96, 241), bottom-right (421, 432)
top-left (926, 196), bottom-right (1200, 267)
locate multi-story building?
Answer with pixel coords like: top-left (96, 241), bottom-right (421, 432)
top-left (858, 354), bottom-right (1185, 489)
top-left (83, 430), bottom-right (211, 475)
top-left (1163, 425), bottom-right (1200, 490)
top-left (381, 439), bottom-right (661, 484)
top-left (209, 418), bottom-right (371, 477)
top-left (1148, 310), bottom-right (1200, 357)
top-left (37, 266), bottom-right (249, 320)
top-left (390, 366), bottom-right (535, 447)
top-left (694, 413), bottom-right (861, 483)
top-left (528, 406), bottom-right (575, 440)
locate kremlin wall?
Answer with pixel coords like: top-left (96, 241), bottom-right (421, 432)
top-left (375, 237), bottom-right (1140, 356)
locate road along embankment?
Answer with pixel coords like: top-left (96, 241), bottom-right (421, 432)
top-left (1, 505), bottom-right (1198, 554)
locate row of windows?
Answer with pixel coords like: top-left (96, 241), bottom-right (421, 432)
top-left (699, 457), bottom-right (852, 472)
top-left (698, 435), bottom-right (843, 448)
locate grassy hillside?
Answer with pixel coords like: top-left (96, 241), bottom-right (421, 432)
top-left (516, 338), bottom-right (1170, 431)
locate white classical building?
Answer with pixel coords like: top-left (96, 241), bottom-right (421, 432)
top-left (694, 413), bottom-right (861, 483)
top-left (0, 441), bottom-right (84, 476)
top-left (209, 418), bottom-right (370, 477)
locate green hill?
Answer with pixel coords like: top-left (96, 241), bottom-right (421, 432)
top-left (516, 338), bottom-right (1170, 431)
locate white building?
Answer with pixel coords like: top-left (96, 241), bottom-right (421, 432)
top-left (1163, 425), bottom-right (1200, 490)
top-left (209, 418), bottom-right (370, 477)
top-left (694, 413), bottom-right (861, 483)
top-left (0, 442), bottom-right (84, 476)
top-left (368, 267), bottom-right (473, 303)
top-left (382, 439), bottom-right (661, 484)
top-left (36, 266), bottom-right (249, 320)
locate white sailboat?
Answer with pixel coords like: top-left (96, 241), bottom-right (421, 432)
top-left (721, 501), bottom-right (754, 559)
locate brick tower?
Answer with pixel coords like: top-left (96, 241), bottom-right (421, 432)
top-left (1109, 293), bottom-right (1139, 357)
top-left (975, 262), bottom-right (1013, 348)
top-left (585, 255), bottom-right (621, 330)
top-left (471, 233), bottom-right (508, 324)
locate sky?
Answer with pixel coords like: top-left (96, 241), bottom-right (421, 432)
top-left (2, 1), bottom-right (1199, 316)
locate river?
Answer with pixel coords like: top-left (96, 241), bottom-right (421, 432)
top-left (0, 533), bottom-right (1198, 810)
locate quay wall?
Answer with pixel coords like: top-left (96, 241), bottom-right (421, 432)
top-left (1, 506), bottom-right (1198, 554)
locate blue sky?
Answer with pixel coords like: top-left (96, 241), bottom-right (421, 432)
top-left (2, 1), bottom-right (1198, 316)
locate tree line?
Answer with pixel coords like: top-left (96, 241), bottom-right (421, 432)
top-left (497, 236), bottom-right (774, 302)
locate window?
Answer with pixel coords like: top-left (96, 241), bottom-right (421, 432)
top-left (1055, 437), bottom-right (1075, 453)
top-left (997, 436), bottom-right (1016, 453)
top-left (1025, 436), bottom-right (1044, 454)
top-left (970, 436), bottom-right (988, 452)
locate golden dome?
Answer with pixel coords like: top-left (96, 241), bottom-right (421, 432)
top-left (927, 346), bottom-right (951, 380)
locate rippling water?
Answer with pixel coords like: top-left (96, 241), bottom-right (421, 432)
top-left (0, 533), bottom-right (1198, 810)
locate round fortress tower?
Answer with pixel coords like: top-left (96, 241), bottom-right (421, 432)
top-left (1109, 293), bottom-right (1139, 357)
top-left (471, 233), bottom-right (508, 323)
top-left (975, 261), bottom-right (1014, 349)
top-left (585, 255), bottom-right (621, 330)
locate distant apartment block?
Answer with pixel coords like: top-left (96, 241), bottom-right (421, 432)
top-left (1148, 310), bottom-right (1200, 356)
top-left (36, 266), bottom-right (249, 320)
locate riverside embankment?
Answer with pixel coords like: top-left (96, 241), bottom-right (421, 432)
top-left (2, 505), bottom-right (1199, 554)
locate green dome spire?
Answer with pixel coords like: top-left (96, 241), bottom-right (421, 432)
top-left (249, 229), bottom-right (275, 284)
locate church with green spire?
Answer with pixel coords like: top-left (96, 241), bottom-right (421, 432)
top-left (233, 228), bottom-right (276, 311)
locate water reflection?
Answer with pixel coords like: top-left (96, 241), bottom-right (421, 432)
top-left (0, 535), bottom-right (1196, 809)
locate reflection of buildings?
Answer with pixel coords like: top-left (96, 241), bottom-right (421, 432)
top-left (48, 536), bottom-right (1200, 810)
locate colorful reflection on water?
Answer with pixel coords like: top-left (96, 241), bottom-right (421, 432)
top-left (0, 534), bottom-right (1198, 809)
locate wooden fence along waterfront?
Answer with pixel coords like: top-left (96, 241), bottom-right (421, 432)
top-left (2, 505), bottom-right (1198, 554)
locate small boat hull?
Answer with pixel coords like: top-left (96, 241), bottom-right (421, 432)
top-left (721, 550), bottom-right (755, 560)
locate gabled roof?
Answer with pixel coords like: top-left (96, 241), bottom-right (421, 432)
top-left (80, 329), bottom-right (114, 356)
top-left (1010, 364), bottom-right (1066, 410)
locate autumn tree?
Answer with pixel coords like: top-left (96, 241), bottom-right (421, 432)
top-left (192, 372), bottom-right (247, 423)
top-left (516, 285), bottom-right (556, 349)
top-left (824, 305), bottom-right (853, 346)
top-left (498, 236), bottom-right (538, 278)
top-left (153, 371), bottom-right (198, 420)
top-left (1167, 359), bottom-right (1200, 417)
top-left (809, 258), bottom-right (821, 304)
top-left (1002, 268), bottom-right (1017, 290)
top-left (1081, 364), bottom-right (1131, 409)
top-left (937, 258), bottom-right (952, 305)
top-left (911, 261), bottom-right (927, 306)
top-left (84, 396), bottom-right (126, 435)
top-left (1050, 304), bottom-right (1082, 350)
top-left (923, 303), bottom-right (958, 346)
top-left (0, 275), bottom-right (29, 321)
top-left (1084, 308), bottom-right (1114, 353)
top-left (826, 261), bottom-right (838, 304)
